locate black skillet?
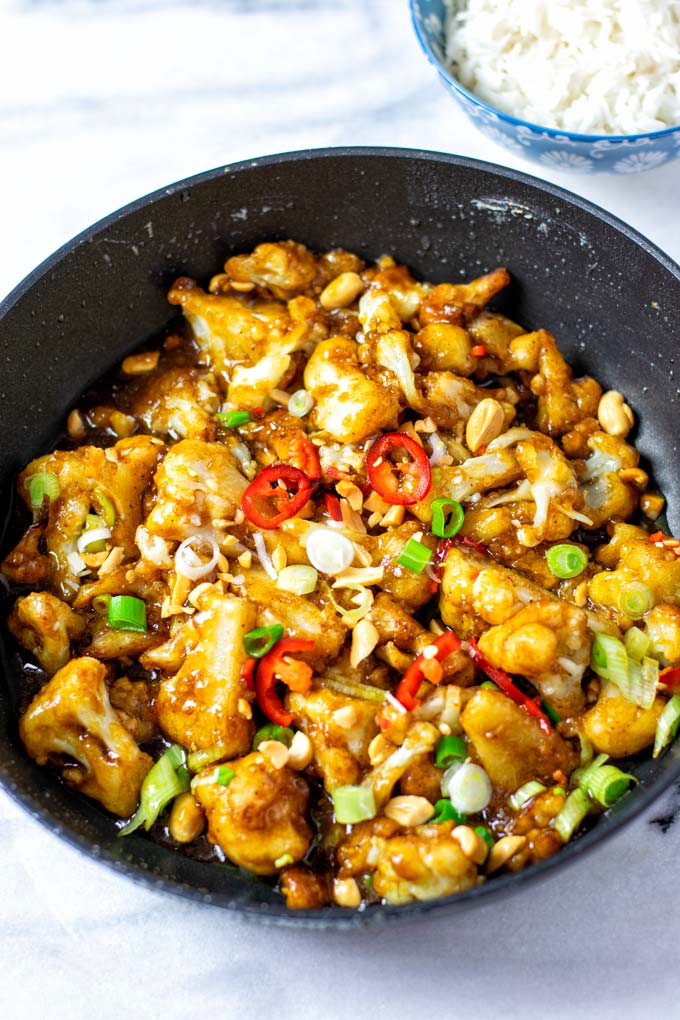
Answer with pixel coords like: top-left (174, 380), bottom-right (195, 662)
top-left (1, 148), bottom-right (679, 927)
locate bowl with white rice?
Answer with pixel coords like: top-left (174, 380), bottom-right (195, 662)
top-left (411, 0), bottom-right (680, 173)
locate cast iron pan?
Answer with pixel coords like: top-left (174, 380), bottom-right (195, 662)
top-left (1, 148), bottom-right (680, 927)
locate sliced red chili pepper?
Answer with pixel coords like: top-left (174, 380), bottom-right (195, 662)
top-left (468, 637), bottom-right (552, 734)
top-left (455, 534), bottom-right (489, 555)
top-left (395, 630), bottom-right (462, 710)
top-left (366, 432), bottom-right (432, 506)
top-left (255, 637), bottom-right (315, 726)
top-left (649, 531), bottom-right (666, 544)
top-left (325, 466), bottom-right (350, 482)
top-left (240, 656), bottom-right (257, 691)
top-left (324, 492), bottom-right (342, 522)
top-left (660, 665), bottom-right (680, 690)
top-left (286, 433), bottom-right (322, 481)
top-left (241, 464), bottom-right (313, 530)
top-left (470, 344), bottom-right (487, 357)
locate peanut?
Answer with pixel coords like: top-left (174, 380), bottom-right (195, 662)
top-left (67, 408), bottom-right (86, 441)
top-left (287, 731), bottom-right (313, 770)
top-left (597, 390), bottom-right (634, 437)
top-left (368, 733), bottom-right (394, 766)
top-left (384, 795), bottom-right (435, 827)
top-left (641, 492), bottom-right (665, 520)
top-left (487, 834), bottom-right (527, 873)
top-left (333, 877), bottom-right (362, 908)
top-left (350, 619), bottom-right (380, 668)
top-left (618, 467), bottom-right (648, 490)
top-left (122, 350), bottom-right (160, 375)
top-left (452, 825), bottom-right (489, 865)
top-left (168, 792), bottom-right (205, 844)
top-left (258, 740), bottom-right (289, 769)
top-left (465, 397), bottom-right (505, 453)
top-left (320, 272), bottom-right (364, 310)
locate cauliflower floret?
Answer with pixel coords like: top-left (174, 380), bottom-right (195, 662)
top-left (0, 522), bottom-right (52, 587)
top-left (477, 599), bottom-right (590, 716)
top-left (227, 352), bottom-right (293, 411)
top-left (109, 676), bottom-right (157, 744)
top-left (225, 240), bottom-right (317, 299)
top-left (367, 522), bottom-right (437, 610)
top-left (19, 656), bottom-right (152, 817)
top-left (194, 751), bottom-right (312, 875)
top-left (419, 268), bottom-right (510, 326)
top-left (368, 263), bottom-right (427, 321)
top-left (14, 436), bottom-right (163, 599)
top-left (645, 604), bottom-right (680, 665)
top-left (145, 439), bottom-right (247, 542)
top-left (466, 309), bottom-right (526, 375)
top-left (8, 591), bottom-right (85, 673)
top-left (513, 434), bottom-right (585, 547)
top-left (581, 681), bottom-right (665, 757)
top-left (461, 688), bottom-right (578, 792)
top-left (589, 523), bottom-right (680, 615)
top-left (130, 363), bottom-right (220, 440)
top-left (509, 330), bottom-right (601, 437)
top-left (287, 688), bottom-right (378, 792)
top-left (362, 721), bottom-right (440, 808)
top-left (439, 544), bottom-right (538, 637)
top-left (411, 447), bottom-right (523, 525)
top-left (154, 591), bottom-right (256, 752)
top-left (304, 337), bottom-right (400, 443)
top-left (419, 371), bottom-right (517, 434)
top-left (579, 433), bottom-right (639, 529)
top-left (414, 323), bottom-right (475, 375)
top-left (458, 505), bottom-right (561, 588)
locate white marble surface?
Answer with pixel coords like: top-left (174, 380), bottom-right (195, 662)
top-left (1, 2), bottom-right (680, 1017)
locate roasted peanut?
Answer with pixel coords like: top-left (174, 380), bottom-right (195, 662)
top-left (333, 877), bottom-right (362, 908)
top-left (368, 733), bottom-right (394, 766)
top-left (452, 825), bottom-right (488, 865)
top-left (350, 619), bottom-right (380, 668)
top-left (287, 731), bottom-right (313, 770)
top-left (384, 795), bottom-right (435, 827)
top-left (258, 740), bottom-right (290, 769)
top-left (168, 792), bottom-right (205, 844)
top-left (320, 272), bottom-right (364, 310)
top-left (487, 834), bottom-right (527, 873)
top-left (597, 390), bottom-right (634, 437)
top-left (465, 397), bottom-right (505, 452)
top-left (618, 467), bottom-right (648, 490)
top-left (641, 492), bottom-right (665, 519)
top-left (122, 351), bottom-right (160, 375)
top-left (67, 408), bottom-right (86, 441)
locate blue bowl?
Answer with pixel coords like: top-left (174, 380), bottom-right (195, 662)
top-left (411, 0), bottom-right (680, 174)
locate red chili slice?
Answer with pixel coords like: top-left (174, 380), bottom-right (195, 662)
top-left (366, 432), bottom-right (432, 506)
top-left (240, 656), bottom-right (257, 691)
top-left (323, 492), bottom-right (342, 522)
top-left (255, 638), bottom-right (315, 725)
top-left (241, 464), bottom-right (313, 530)
top-left (287, 433), bottom-right (322, 481)
top-left (395, 630), bottom-right (462, 711)
top-left (468, 637), bottom-right (552, 734)
top-left (660, 665), bottom-right (680, 690)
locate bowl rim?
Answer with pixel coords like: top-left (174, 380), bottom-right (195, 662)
top-left (2, 145), bottom-right (680, 928)
top-left (409, 0), bottom-right (680, 145)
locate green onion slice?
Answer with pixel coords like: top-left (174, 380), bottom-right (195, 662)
top-left (623, 626), bottom-right (651, 662)
top-left (435, 734), bottom-right (467, 769)
top-left (328, 584), bottom-right (373, 626)
top-left (578, 762), bottom-right (635, 807)
top-left (332, 785), bottom-right (377, 824)
top-left (108, 595), bottom-right (147, 633)
top-left (288, 389), bottom-right (313, 418)
top-left (653, 695), bottom-right (680, 758)
top-left (431, 798), bottom-right (466, 825)
top-left (545, 544), bottom-right (588, 579)
top-left (253, 724), bottom-right (294, 750)
top-left (187, 745), bottom-right (228, 772)
top-left (480, 680), bottom-right (499, 691)
top-left (430, 498), bottom-right (465, 539)
top-left (243, 624), bottom-right (284, 658)
top-left (191, 764), bottom-right (235, 789)
top-left (540, 699), bottom-right (561, 725)
top-left (93, 488), bottom-right (116, 528)
top-left (617, 582), bottom-right (654, 619)
top-left (315, 673), bottom-right (386, 702)
top-left (24, 471), bottom-right (61, 511)
top-left (474, 825), bottom-right (494, 851)
top-left (119, 745), bottom-right (189, 835)
top-left (397, 537), bottom-right (433, 574)
top-left (274, 853), bottom-right (294, 868)
top-left (216, 410), bottom-right (251, 428)
top-left (554, 788), bottom-right (591, 843)
top-left (509, 780), bottom-right (546, 811)
top-left (276, 564), bottom-right (318, 595)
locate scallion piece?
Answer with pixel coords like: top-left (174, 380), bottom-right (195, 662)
top-left (119, 745), bottom-right (189, 835)
top-left (243, 624), bottom-right (284, 658)
top-left (431, 798), bottom-right (466, 825)
top-left (187, 745), bottom-right (227, 772)
top-left (274, 853), bottom-right (294, 868)
top-left (540, 700), bottom-right (561, 725)
top-left (545, 543), bottom-right (588, 579)
top-left (554, 788), bottom-right (591, 842)
top-left (623, 626), bottom-right (650, 662)
top-left (430, 498), bottom-right (465, 539)
top-left (332, 784), bottom-right (377, 824)
top-left (108, 595), bottom-right (147, 633)
top-left (288, 389), bottom-right (313, 418)
top-left (435, 734), bottom-right (467, 769)
top-left (397, 537), bottom-right (432, 575)
top-left (93, 488), bottom-right (116, 528)
top-left (475, 825), bottom-right (494, 851)
top-left (76, 514), bottom-right (111, 553)
top-left (276, 564), bottom-right (318, 595)
top-left (447, 762), bottom-right (492, 814)
top-left (24, 471), bottom-right (60, 511)
top-left (216, 410), bottom-right (251, 428)
top-left (480, 680), bottom-right (499, 691)
top-left (591, 633), bottom-right (629, 687)
top-left (618, 582), bottom-right (654, 619)
top-left (653, 695), bottom-right (680, 758)
top-left (191, 764), bottom-right (235, 789)
top-left (578, 760), bottom-right (635, 808)
top-left (253, 723), bottom-right (294, 750)
top-left (509, 780), bottom-right (546, 811)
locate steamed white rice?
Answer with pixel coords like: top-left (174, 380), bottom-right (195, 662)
top-left (444, 0), bottom-right (680, 135)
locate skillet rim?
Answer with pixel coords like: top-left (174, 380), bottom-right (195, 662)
top-left (1, 145), bottom-right (680, 928)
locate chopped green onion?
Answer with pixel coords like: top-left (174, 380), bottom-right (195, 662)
top-left (315, 673), bottom-right (386, 702)
top-left (92, 594), bottom-right (112, 614)
top-left (509, 781), bottom-right (546, 811)
top-left (618, 582), bottom-right (654, 619)
top-left (276, 564), bottom-right (318, 595)
top-left (93, 488), bottom-right (116, 528)
top-left (119, 745), bottom-right (190, 835)
top-left (447, 762), bottom-right (492, 814)
top-left (77, 514), bottom-right (111, 553)
top-left (191, 765), bottom-right (235, 789)
top-left (540, 699), bottom-right (561, 725)
top-left (108, 595), bottom-right (147, 633)
top-left (397, 537), bottom-right (433, 574)
top-left (545, 543), bottom-right (588, 579)
top-left (430, 498), bottom-right (465, 539)
top-left (274, 853), bottom-right (294, 868)
top-left (253, 724), bottom-right (294, 750)
top-left (577, 730), bottom-right (594, 767)
top-left (288, 389), bottom-right (313, 418)
top-left (623, 626), bottom-right (650, 661)
top-left (24, 471), bottom-right (60, 511)
top-left (328, 585), bottom-right (373, 626)
top-left (332, 785), bottom-right (377, 824)
top-left (216, 410), bottom-right (251, 428)
top-left (552, 786), bottom-right (567, 797)
top-left (305, 528), bottom-right (354, 575)
top-left (653, 695), bottom-right (680, 758)
top-left (578, 760), bottom-right (635, 808)
top-left (440, 761), bottom-right (465, 797)
top-left (187, 745), bottom-right (228, 772)
top-left (591, 633), bottom-right (629, 687)
top-left (431, 798), bottom-right (466, 824)
top-left (480, 680), bottom-right (499, 691)
top-left (554, 788), bottom-right (591, 842)
top-left (475, 826), bottom-right (494, 851)
top-left (435, 734), bottom-right (467, 769)
top-left (243, 624), bottom-right (284, 658)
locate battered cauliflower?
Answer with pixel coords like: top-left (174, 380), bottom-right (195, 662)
top-left (287, 687), bottom-right (378, 792)
top-left (8, 591), bottom-right (85, 673)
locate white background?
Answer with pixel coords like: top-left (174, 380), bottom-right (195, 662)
top-left (1, 2), bottom-right (679, 1017)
